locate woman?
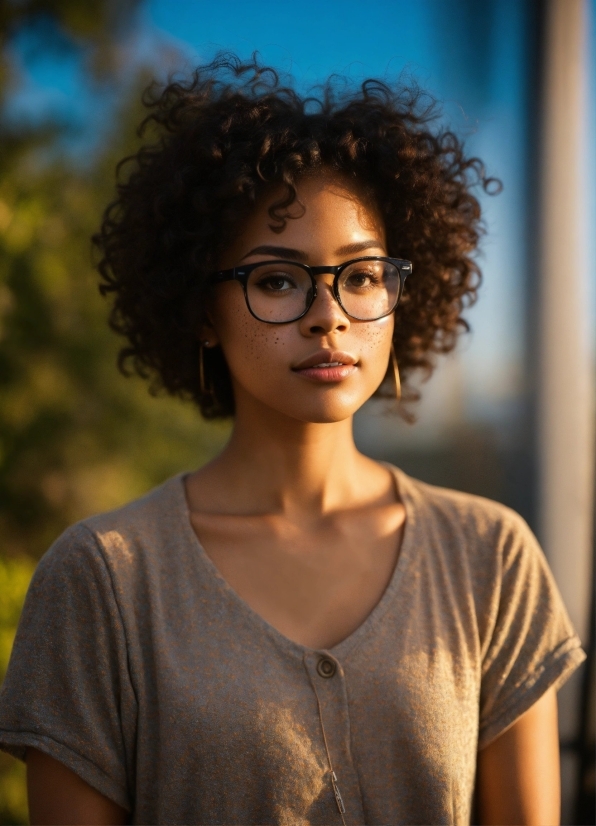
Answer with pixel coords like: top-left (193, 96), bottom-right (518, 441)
top-left (0, 57), bottom-right (585, 825)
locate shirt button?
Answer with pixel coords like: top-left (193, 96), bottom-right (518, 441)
top-left (317, 657), bottom-right (337, 678)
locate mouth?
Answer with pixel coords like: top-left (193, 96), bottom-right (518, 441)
top-left (292, 350), bottom-right (358, 383)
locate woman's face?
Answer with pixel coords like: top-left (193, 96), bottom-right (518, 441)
top-left (208, 174), bottom-right (394, 424)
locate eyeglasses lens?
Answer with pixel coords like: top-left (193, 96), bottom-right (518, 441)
top-left (246, 264), bottom-right (313, 323)
top-left (246, 260), bottom-right (401, 323)
top-left (337, 260), bottom-right (401, 321)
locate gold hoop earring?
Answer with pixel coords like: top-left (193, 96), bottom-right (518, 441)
top-left (199, 341), bottom-right (212, 398)
top-left (390, 343), bottom-right (401, 403)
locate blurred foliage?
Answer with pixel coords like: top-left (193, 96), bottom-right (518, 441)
top-left (0, 144), bottom-right (229, 560)
top-left (0, 558), bottom-right (34, 823)
top-left (0, 2), bottom-right (229, 822)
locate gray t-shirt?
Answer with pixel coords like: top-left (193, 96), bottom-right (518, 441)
top-left (0, 467), bottom-right (585, 825)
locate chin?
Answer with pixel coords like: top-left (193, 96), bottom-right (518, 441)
top-left (272, 391), bottom-right (367, 424)
top-left (298, 410), bottom-right (353, 424)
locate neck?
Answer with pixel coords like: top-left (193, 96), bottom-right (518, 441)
top-left (203, 393), bottom-right (367, 516)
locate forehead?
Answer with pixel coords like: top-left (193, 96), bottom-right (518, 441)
top-left (221, 174), bottom-right (386, 266)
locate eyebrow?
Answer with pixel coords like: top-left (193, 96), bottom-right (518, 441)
top-left (239, 240), bottom-right (385, 262)
top-left (239, 245), bottom-right (309, 262)
top-left (334, 240), bottom-right (386, 256)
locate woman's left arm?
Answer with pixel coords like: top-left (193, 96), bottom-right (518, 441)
top-left (476, 687), bottom-right (560, 825)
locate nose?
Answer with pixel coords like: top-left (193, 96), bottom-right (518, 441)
top-left (298, 275), bottom-right (350, 336)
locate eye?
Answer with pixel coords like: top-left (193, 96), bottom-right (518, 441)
top-left (255, 273), bottom-right (297, 293)
top-left (344, 269), bottom-right (381, 289)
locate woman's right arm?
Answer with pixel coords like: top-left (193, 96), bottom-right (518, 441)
top-left (0, 527), bottom-right (136, 822)
top-left (27, 748), bottom-right (129, 825)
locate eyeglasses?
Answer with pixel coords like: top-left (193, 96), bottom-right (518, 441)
top-left (210, 257), bottom-right (412, 324)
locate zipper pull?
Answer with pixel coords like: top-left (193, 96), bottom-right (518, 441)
top-left (330, 770), bottom-right (346, 815)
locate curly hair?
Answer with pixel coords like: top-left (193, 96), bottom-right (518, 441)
top-left (94, 54), bottom-right (499, 419)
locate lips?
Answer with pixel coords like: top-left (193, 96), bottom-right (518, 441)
top-left (292, 350), bottom-right (357, 370)
top-left (292, 350), bottom-right (358, 383)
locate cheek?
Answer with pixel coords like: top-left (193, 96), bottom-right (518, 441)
top-left (359, 317), bottom-right (394, 380)
top-left (214, 292), bottom-right (290, 380)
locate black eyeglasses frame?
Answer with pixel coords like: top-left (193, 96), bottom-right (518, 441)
top-left (209, 256), bottom-right (413, 324)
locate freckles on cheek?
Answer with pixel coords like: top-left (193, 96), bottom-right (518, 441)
top-left (361, 318), bottom-right (394, 351)
top-left (358, 319), bottom-right (394, 385)
top-left (227, 315), bottom-right (288, 373)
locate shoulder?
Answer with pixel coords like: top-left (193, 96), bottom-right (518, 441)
top-left (390, 465), bottom-right (550, 624)
top-left (37, 474), bottom-right (189, 587)
top-left (393, 465), bottom-right (534, 556)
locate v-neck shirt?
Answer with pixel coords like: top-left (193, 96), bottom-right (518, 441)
top-left (0, 466), bottom-right (585, 824)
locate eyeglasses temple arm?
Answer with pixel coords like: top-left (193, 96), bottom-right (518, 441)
top-left (210, 269), bottom-right (242, 284)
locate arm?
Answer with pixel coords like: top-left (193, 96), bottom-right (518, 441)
top-left (476, 688), bottom-right (560, 825)
top-left (27, 749), bottom-right (128, 826)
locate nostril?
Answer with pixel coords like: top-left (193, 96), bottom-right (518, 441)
top-left (309, 320), bottom-right (348, 334)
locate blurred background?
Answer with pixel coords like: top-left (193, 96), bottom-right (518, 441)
top-left (0, 0), bottom-right (593, 822)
